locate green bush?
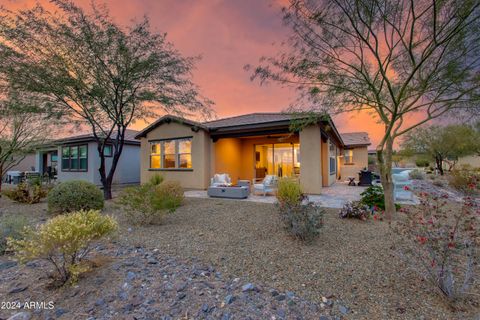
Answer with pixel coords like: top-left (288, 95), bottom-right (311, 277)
top-left (47, 180), bottom-right (104, 214)
top-left (277, 178), bottom-right (303, 206)
top-left (117, 180), bottom-right (184, 225)
top-left (415, 157), bottom-right (430, 168)
top-left (3, 183), bottom-right (49, 204)
top-left (0, 215), bottom-right (28, 254)
top-left (278, 202), bottom-right (324, 243)
top-left (409, 169), bottom-right (425, 180)
top-left (360, 185), bottom-right (400, 211)
top-left (8, 210), bottom-right (117, 285)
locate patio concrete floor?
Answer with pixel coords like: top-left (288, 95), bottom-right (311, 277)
top-left (185, 181), bottom-right (418, 208)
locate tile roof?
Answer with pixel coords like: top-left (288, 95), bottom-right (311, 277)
top-left (203, 113), bottom-right (304, 128)
top-left (57, 129), bottom-right (140, 144)
top-left (340, 132), bottom-right (371, 146)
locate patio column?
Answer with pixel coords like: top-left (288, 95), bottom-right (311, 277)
top-left (299, 124), bottom-right (323, 194)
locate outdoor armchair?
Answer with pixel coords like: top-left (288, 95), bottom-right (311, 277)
top-left (252, 175), bottom-right (278, 196)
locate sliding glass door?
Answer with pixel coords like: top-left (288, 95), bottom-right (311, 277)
top-left (255, 143), bottom-right (300, 179)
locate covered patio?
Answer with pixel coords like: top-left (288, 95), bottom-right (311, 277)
top-left (185, 181), bottom-right (367, 208)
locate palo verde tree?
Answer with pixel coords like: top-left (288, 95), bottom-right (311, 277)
top-left (402, 124), bottom-right (479, 174)
top-left (0, 1), bottom-right (212, 199)
top-left (248, 0), bottom-right (480, 219)
top-left (0, 92), bottom-right (49, 193)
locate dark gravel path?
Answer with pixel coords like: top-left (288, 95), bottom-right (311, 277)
top-left (1, 244), bottom-right (339, 320)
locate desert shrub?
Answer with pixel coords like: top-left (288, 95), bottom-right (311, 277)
top-left (339, 201), bottom-right (371, 220)
top-left (415, 157), bottom-right (430, 168)
top-left (448, 168), bottom-right (480, 194)
top-left (117, 180), bottom-right (184, 225)
top-left (409, 169), bottom-right (425, 180)
top-left (47, 180), bottom-right (104, 214)
top-left (278, 202), bottom-right (324, 243)
top-left (393, 189), bottom-right (479, 302)
top-left (148, 174), bottom-right (164, 186)
top-left (0, 215), bottom-right (28, 254)
top-left (277, 178), bottom-right (303, 206)
top-left (3, 183), bottom-right (49, 204)
top-left (155, 180), bottom-right (184, 212)
top-left (360, 185), bottom-right (400, 211)
top-left (8, 210), bottom-right (117, 285)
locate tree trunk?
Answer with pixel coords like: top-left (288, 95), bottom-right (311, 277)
top-left (0, 163), bottom-right (3, 195)
top-left (435, 156), bottom-right (444, 175)
top-left (377, 137), bottom-right (396, 220)
top-left (97, 127), bottom-right (126, 200)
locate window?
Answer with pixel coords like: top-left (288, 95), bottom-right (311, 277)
top-left (150, 137), bottom-right (192, 169)
top-left (104, 145), bottom-right (113, 157)
top-left (51, 151), bottom-right (58, 162)
top-left (344, 149), bottom-right (353, 164)
top-left (62, 145), bottom-right (88, 171)
top-left (329, 141), bottom-right (336, 174)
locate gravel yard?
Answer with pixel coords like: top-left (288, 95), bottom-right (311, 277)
top-left (113, 198), bottom-right (478, 319)
top-left (1, 191), bottom-right (478, 319)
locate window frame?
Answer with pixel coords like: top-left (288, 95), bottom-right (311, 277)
top-left (61, 144), bottom-right (88, 172)
top-left (329, 141), bottom-right (337, 175)
top-left (103, 144), bottom-right (113, 157)
top-left (344, 149), bottom-right (354, 165)
top-left (148, 136), bottom-right (193, 171)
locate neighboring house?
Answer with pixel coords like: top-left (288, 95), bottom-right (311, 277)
top-left (135, 113), bottom-right (371, 194)
top-left (6, 130), bottom-right (141, 185)
top-left (340, 132), bottom-right (372, 179)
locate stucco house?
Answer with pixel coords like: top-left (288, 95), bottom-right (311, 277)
top-left (135, 113), bottom-right (371, 194)
top-left (7, 130), bottom-right (140, 186)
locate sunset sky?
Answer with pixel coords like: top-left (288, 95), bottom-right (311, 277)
top-left (3, 0), bottom-right (414, 149)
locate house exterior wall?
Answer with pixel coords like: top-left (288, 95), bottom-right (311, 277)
top-left (340, 146), bottom-right (369, 180)
top-left (140, 122), bottom-right (211, 189)
top-left (299, 124), bottom-right (323, 194)
top-left (213, 138), bottom-right (243, 184)
top-left (91, 143), bottom-right (140, 185)
top-left (58, 142), bottom-right (140, 185)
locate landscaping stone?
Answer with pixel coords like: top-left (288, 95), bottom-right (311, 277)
top-left (7, 312), bottom-right (31, 320)
top-left (0, 261), bottom-right (17, 270)
top-left (224, 294), bottom-right (235, 304)
top-left (339, 304), bottom-right (349, 315)
top-left (241, 283), bottom-right (255, 292)
top-left (8, 285), bottom-right (28, 294)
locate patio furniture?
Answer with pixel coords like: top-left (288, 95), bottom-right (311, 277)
top-left (210, 173), bottom-right (232, 187)
top-left (393, 170), bottom-right (413, 201)
top-left (6, 171), bottom-right (23, 184)
top-left (253, 175), bottom-right (278, 196)
top-left (358, 170), bottom-right (373, 186)
top-left (207, 185), bottom-right (249, 199)
top-left (347, 176), bottom-right (356, 186)
top-left (237, 180), bottom-right (251, 189)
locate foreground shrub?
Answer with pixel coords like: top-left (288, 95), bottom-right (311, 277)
top-left (448, 168), bottom-right (479, 194)
top-left (117, 180), bottom-right (184, 225)
top-left (278, 202), bottom-right (324, 243)
top-left (47, 180), bottom-right (104, 214)
top-left (8, 210), bottom-right (117, 285)
top-left (339, 201), bottom-right (370, 220)
top-left (277, 178), bottom-right (303, 206)
top-left (3, 183), bottom-right (49, 204)
top-left (409, 169), bottom-right (425, 180)
top-left (0, 215), bottom-right (28, 254)
top-left (393, 189), bottom-right (479, 302)
top-left (148, 174), bottom-right (164, 186)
